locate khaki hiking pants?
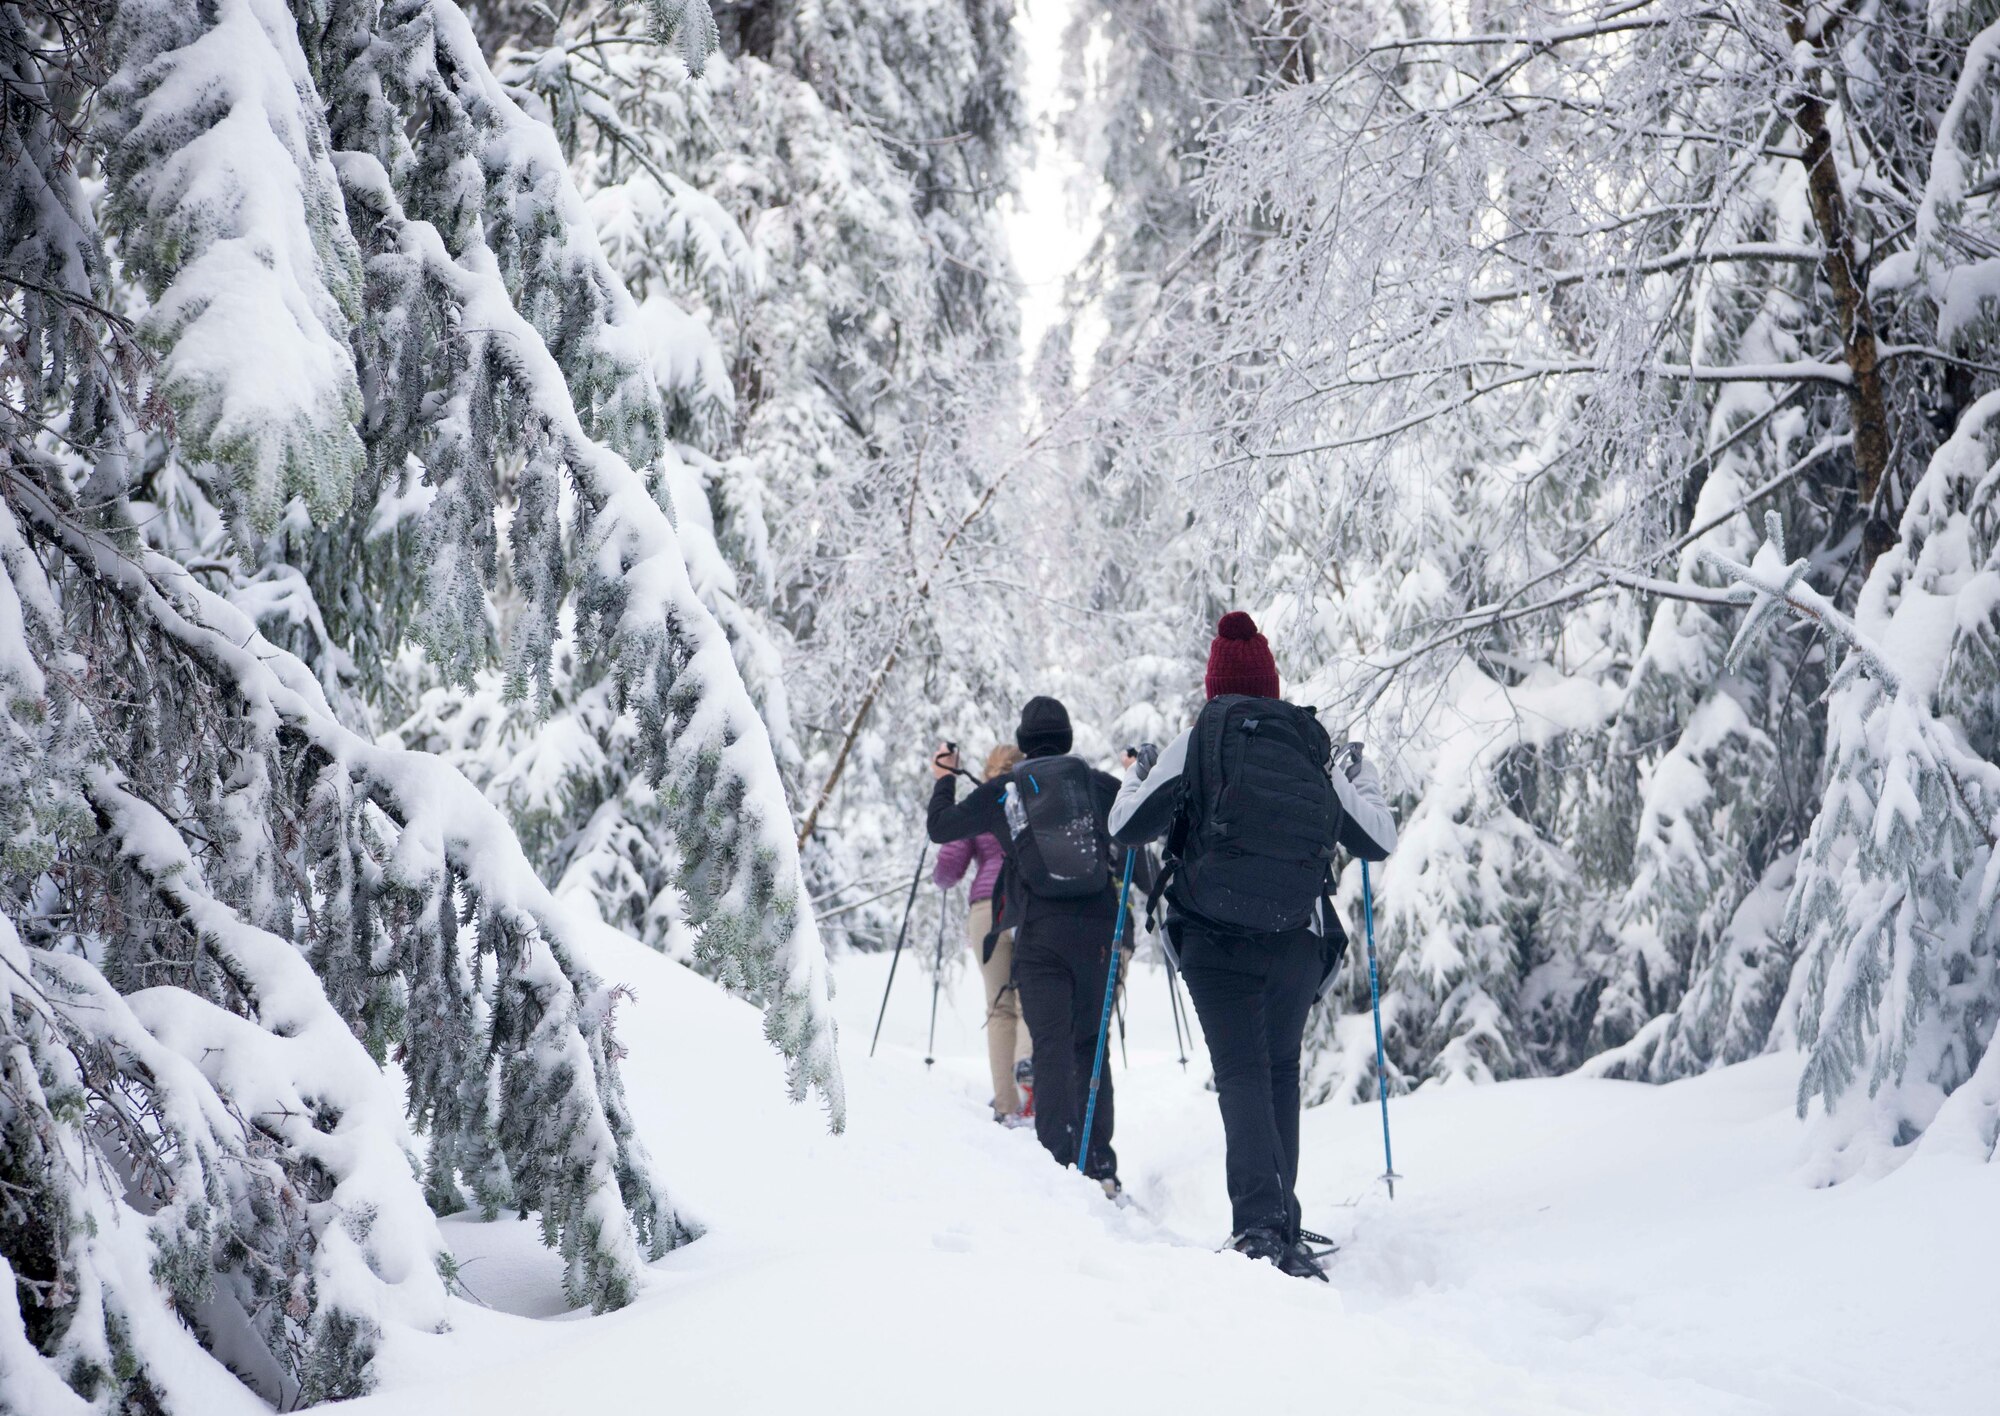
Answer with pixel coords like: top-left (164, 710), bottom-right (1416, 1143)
top-left (969, 898), bottom-right (1034, 1115)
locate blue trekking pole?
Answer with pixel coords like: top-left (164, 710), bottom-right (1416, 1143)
top-left (1361, 858), bottom-right (1399, 1198)
top-left (1076, 848), bottom-right (1137, 1178)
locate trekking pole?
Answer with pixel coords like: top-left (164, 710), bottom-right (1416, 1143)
top-left (924, 889), bottom-right (949, 1069)
top-left (1361, 859), bottom-right (1400, 1198)
top-left (1164, 954), bottom-right (1190, 1070)
top-left (868, 844), bottom-right (931, 1058)
top-left (1076, 848), bottom-right (1137, 1176)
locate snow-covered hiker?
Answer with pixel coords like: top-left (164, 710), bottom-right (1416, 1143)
top-left (1110, 613), bottom-right (1396, 1278)
top-left (934, 744), bottom-right (1036, 1126)
top-left (929, 698), bottom-right (1124, 1191)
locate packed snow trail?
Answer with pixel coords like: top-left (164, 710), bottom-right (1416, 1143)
top-left (338, 935), bottom-right (1997, 1416)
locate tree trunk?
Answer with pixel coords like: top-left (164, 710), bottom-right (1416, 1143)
top-left (794, 639), bottom-right (902, 852)
top-left (1258, 0), bottom-right (1314, 84)
top-left (1779, 0), bottom-right (1897, 565)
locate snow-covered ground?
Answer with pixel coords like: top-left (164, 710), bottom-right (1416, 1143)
top-left (339, 932), bottom-right (1998, 1416)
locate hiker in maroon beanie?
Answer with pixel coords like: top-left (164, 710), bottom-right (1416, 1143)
top-left (1110, 612), bottom-right (1397, 1279)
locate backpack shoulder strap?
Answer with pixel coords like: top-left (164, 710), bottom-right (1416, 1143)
top-left (1147, 707), bottom-right (1223, 929)
top-left (1203, 696), bottom-right (1236, 795)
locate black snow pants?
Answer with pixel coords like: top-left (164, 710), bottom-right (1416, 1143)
top-left (1174, 919), bottom-right (1322, 1238)
top-left (1013, 914), bottom-right (1118, 1181)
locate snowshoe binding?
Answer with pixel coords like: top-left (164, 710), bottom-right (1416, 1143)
top-left (1227, 1228), bottom-right (1331, 1282)
top-left (1226, 1228), bottom-right (1292, 1269)
top-left (1297, 1227), bottom-right (1339, 1261)
top-left (1281, 1237), bottom-right (1332, 1283)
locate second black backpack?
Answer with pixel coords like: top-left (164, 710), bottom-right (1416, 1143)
top-left (1165, 695), bottom-right (1341, 932)
top-left (1002, 755), bottom-right (1110, 900)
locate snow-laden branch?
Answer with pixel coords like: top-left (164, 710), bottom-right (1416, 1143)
top-left (1702, 505), bottom-right (2000, 852)
top-left (1700, 511), bottom-right (1905, 686)
top-left (6, 463), bottom-right (687, 1307)
top-left (1914, 16), bottom-right (2000, 268)
top-left (100, 0), bottom-right (366, 533)
top-left (331, 11), bottom-right (843, 1124)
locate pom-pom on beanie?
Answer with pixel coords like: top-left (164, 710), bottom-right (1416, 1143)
top-left (1204, 611), bottom-right (1280, 700)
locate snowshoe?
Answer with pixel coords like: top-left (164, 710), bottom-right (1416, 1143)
top-left (1225, 1228), bottom-right (1292, 1269)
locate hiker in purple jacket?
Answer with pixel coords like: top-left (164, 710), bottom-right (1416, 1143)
top-left (935, 743), bottom-right (1035, 1125)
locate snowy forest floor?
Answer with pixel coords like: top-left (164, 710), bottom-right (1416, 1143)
top-left (334, 934), bottom-right (1997, 1416)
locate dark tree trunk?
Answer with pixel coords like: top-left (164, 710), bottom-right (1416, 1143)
top-left (1779, 0), bottom-right (1897, 567)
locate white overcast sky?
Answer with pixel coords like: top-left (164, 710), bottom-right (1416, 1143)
top-left (1002, 0), bottom-right (1093, 367)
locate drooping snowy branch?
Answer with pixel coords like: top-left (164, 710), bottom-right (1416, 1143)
top-left (303, 0), bottom-right (844, 1118)
top-left (100, 0), bottom-right (367, 533)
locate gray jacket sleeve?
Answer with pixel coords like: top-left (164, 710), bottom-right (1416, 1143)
top-left (1108, 729), bottom-right (1189, 845)
top-left (1333, 757), bottom-right (1396, 861)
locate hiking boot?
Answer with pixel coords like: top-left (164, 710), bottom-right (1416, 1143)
top-left (1000, 1110), bottom-right (1035, 1129)
top-left (1012, 1059), bottom-right (1036, 1119)
top-left (1099, 1175), bottom-right (1123, 1202)
top-left (1226, 1228), bottom-right (1292, 1269)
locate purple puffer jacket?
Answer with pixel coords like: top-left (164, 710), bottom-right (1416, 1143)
top-left (934, 832), bottom-right (1005, 904)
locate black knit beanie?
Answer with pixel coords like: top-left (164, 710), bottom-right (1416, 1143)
top-left (1015, 696), bottom-right (1073, 757)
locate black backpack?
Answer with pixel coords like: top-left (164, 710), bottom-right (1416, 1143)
top-left (1157, 695), bottom-right (1342, 933)
top-left (1001, 755), bottom-right (1111, 900)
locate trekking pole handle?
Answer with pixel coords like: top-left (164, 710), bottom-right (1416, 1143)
top-left (931, 740), bottom-right (980, 783)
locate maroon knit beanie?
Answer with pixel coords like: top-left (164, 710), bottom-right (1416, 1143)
top-left (1204, 611), bottom-right (1280, 700)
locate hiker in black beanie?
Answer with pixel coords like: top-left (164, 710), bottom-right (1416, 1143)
top-left (927, 697), bottom-right (1126, 1192)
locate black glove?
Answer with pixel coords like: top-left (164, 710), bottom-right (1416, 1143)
top-left (1342, 741), bottom-right (1364, 781)
top-left (1126, 742), bottom-right (1160, 780)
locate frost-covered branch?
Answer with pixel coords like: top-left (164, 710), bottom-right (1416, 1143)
top-left (6, 460), bottom-right (689, 1305)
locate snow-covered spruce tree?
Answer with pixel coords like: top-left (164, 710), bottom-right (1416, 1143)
top-left (1708, 494), bottom-right (2000, 1173)
top-left (2, 0), bottom-right (846, 1404)
top-left (274, 0), bottom-right (843, 1101)
top-left (1689, 7), bottom-right (2000, 1169)
top-left (359, 0), bottom-right (787, 968)
top-left (480, 0), bottom-right (1038, 950)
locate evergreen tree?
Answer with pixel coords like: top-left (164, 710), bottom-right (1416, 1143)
top-left (1711, 497), bottom-right (2000, 1174)
top-left (0, 0), bottom-right (851, 1401)
top-left (486, 0), bottom-right (1037, 948)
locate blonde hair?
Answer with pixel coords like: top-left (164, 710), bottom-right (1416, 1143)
top-left (984, 743), bottom-right (1025, 781)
